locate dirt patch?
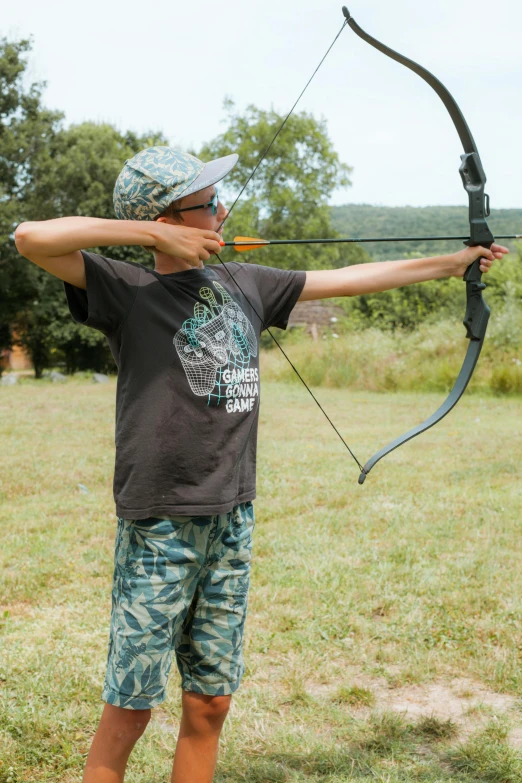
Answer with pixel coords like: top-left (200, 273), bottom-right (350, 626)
top-left (508, 726), bottom-right (522, 749)
top-left (384, 678), bottom-right (522, 749)
top-left (383, 677), bottom-right (516, 733)
top-left (295, 675), bottom-right (521, 746)
top-left (385, 678), bottom-right (514, 720)
top-left (0, 601), bottom-right (35, 619)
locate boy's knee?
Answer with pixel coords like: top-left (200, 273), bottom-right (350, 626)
top-left (202, 694), bottom-right (232, 720)
top-left (182, 691), bottom-right (232, 732)
top-left (101, 703), bottom-right (152, 741)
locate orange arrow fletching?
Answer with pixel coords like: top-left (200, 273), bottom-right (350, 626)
top-left (232, 236), bottom-right (269, 253)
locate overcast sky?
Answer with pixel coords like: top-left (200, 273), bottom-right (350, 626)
top-left (3, 0), bottom-right (521, 209)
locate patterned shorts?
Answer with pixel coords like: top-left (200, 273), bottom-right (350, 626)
top-left (102, 501), bottom-right (255, 710)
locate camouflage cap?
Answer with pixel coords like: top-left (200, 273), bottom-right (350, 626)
top-left (113, 146), bottom-right (238, 221)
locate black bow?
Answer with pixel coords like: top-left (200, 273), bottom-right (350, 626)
top-left (342, 8), bottom-right (495, 482)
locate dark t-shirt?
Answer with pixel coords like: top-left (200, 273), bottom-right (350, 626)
top-left (63, 252), bottom-right (306, 519)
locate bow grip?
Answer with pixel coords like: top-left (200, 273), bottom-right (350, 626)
top-left (462, 258), bottom-right (490, 341)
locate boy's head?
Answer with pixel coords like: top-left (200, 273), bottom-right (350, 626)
top-left (113, 146), bottom-right (237, 247)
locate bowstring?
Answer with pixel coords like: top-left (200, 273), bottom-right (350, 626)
top-left (213, 17), bottom-right (364, 472)
top-left (219, 18), bottom-right (348, 227)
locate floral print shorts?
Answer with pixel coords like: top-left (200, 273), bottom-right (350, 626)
top-left (102, 501), bottom-right (255, 710)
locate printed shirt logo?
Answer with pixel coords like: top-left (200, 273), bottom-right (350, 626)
top-left (174, 281), bottom-right (259, 413)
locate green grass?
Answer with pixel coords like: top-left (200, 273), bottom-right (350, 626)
top-left (446, 720), bottom-right (522, 782)
top-left (1, 374), bottom-right (522, 781)
top-left (333, 686), bottom-right (376, 708)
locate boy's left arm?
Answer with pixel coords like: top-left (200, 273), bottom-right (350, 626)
top-left (298, 244), bottom-right (509, 301)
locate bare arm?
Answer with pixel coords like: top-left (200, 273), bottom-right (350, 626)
top-left (298, 244), bottom-right (509, 301)
top-left (14, 217), bottom-right (222, 289)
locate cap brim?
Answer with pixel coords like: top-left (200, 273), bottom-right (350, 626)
top-left (178, 153), bottom-right (238, 198)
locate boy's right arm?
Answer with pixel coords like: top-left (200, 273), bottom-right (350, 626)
top-left (14, 216), bottom-right (222, 289)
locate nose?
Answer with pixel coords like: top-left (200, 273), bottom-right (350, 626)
top-left (217, 200), bottom-right (228, 223)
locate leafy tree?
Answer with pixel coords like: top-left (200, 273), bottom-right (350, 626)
top-left (197, 99), bottom-right (372, 271)
top-left (15, 121), bottom-right (168, 377)
top-left (0, 36), bottom-right (168, 376)
top-left (0, 36), bottom-right (64, 375)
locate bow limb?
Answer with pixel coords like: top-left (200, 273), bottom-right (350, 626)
top-left (341, 7), bottom-right (495, 484)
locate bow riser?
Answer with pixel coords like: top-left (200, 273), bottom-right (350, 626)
top-left (459, 151), bottom-right (494, 341)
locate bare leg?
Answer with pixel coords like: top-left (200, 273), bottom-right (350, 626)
top-left (171, 691), bottom-right (231, 783)
top-left (82, 703), bottom-right (151, 783)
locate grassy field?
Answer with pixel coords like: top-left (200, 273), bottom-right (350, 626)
top-left (1, 374), bottom-right (522, 782)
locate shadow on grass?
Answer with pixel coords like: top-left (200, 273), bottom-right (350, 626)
top-left (217, 741), bottom-right (522, 782)
top-left (216, 714), bottom-right (522, 783)
top-left (217, 747), bottom-right (389, 783)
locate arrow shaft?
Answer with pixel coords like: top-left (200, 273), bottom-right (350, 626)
top-left (225, 235), bottom-right (520, 248)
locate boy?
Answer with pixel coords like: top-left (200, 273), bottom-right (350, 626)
top-left (14, 145), bottom-right (506, 783)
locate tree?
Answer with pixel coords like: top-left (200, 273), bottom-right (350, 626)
top-left (0, 36), bottom-right (168, 377)
top-left (0, 36), bottom-right (65, 375)
top-left (14, 121), bottom-right (168, 377)
top-left (197, 99), bottom-right (372, 271)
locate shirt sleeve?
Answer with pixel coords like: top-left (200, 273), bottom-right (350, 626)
top-left (237, 262), bottom-right (307, 330)
top-left (63, 251), bottom-right (141, 335)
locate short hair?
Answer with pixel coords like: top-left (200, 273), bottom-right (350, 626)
top-left (143, 196), bottom-right (185, 254)
top-left (154, 195), bottom-right (186, 224)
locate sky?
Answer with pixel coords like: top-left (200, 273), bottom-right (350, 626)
top-left (3, 0), bottom-right (521, 210)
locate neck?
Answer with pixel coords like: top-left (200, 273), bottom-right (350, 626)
top-left (153, 251), bottom-right (204, 274)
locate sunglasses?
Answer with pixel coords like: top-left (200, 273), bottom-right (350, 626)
top-left (172, 188), bottom-right (220, 216)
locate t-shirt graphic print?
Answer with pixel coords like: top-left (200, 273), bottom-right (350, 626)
top-left (174, 280), bottom-right (259, 414)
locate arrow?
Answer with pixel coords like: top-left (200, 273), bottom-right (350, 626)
top-left (222, 234), bottom-right (522, 253)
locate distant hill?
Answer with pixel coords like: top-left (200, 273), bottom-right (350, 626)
top-left (330, 204), bottom-right (522, 262)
